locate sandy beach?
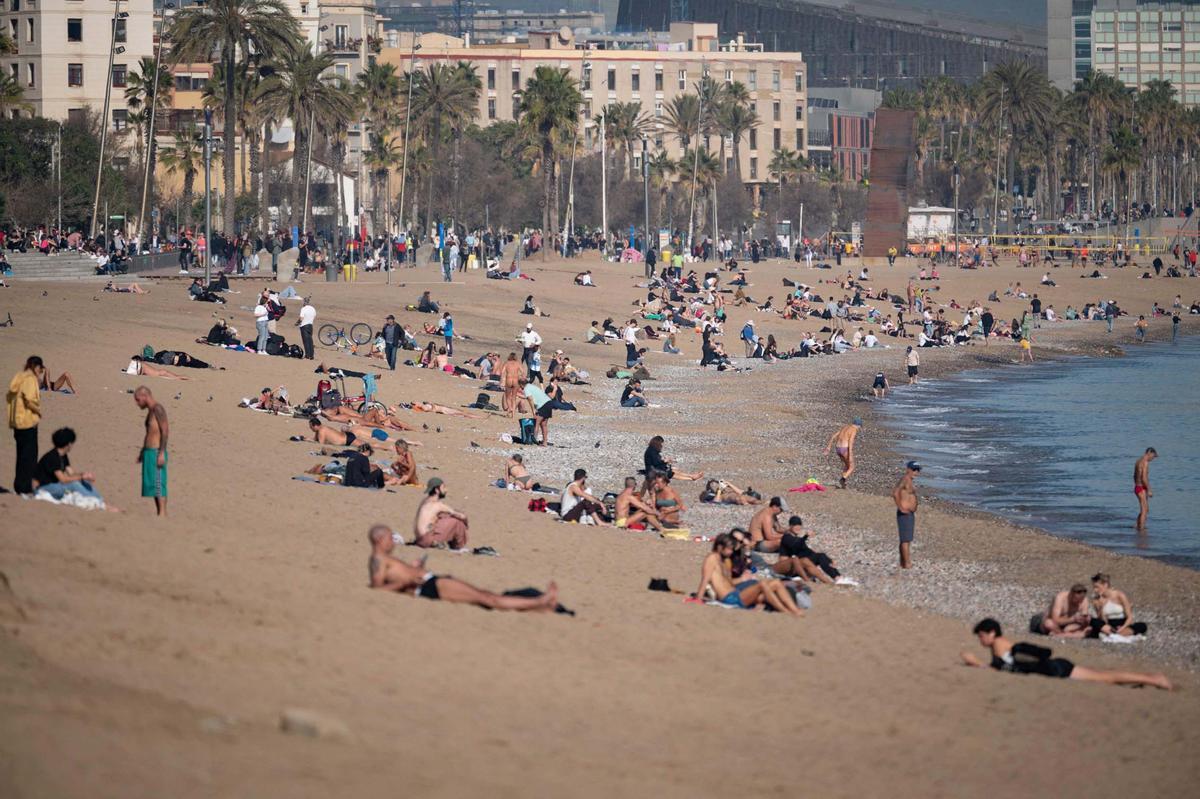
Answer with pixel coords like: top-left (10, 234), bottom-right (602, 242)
top-left (1, 252), bottom-right (1198, 798)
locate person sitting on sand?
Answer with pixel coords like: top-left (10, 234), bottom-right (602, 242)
top-left (643, 435), bottom-right (704, 481)
top-left (1034, 583), bottom-right (1093, 638)
top-left (748, 497), bottom-right (786, 551)
top-left (504, 453), bottom-right (541, 490)
top-left (37, 366), bottom-right (78, 394)
top-left (960, 618), bottom-right (1171, 689)
top-left (368, 524), bottom-right (556, 611)
top-left (32, 427), bottom-right (114, 509)
top-left (343, 442), bottom-right (387, 489)
top-left (389, 440), bottom-right (419, 486)
top-left (699, 479), bottom-right (761, 506)
top-left (559, 469), bottom-right (612, 525)
top-left (688, 533), bottom-right (804, 616)
top-left (574, 270), bottom-right (595, 287)
top-left (128, 356), bottom-right (188, 380)
top-left (104, 280), bottom-right (149, 294)
top-left (248, 387), bottom-right (291, 413)
top-left (770, 516), bottom-right (856, 585)
top-left (615, 476), bottom-right (662, 530)
top-left (650, 472), bottom-right (685, 528)
top-left (412, 478), bottom-right (469, 549)
top-left (1088, 573), bottom-right (1148, 638)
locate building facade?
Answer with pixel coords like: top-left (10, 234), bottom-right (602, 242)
top-left (378, 23), bottom-right (807, 185)
top-left (805, 86), bottom-right (880, 181)
top-left (1049, 0), bottom-right (1200, 105)
top-left (1, 0), bottom-right (155, 122)
top-left (618, 0), bottom-right (1045, 90)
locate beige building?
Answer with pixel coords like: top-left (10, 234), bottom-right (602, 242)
top-left (378, 22), bottom-right (808, 186)
top-left (1, 0), bottom-right (155, 123)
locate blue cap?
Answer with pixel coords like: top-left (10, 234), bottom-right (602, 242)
top-left (906, 461), bottom-right (921, 471)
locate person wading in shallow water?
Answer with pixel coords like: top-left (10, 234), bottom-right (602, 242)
top-left (1133, 447), bottom-right (1157, 531)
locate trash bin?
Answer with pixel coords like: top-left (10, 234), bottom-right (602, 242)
top-left (325, 264), bottom-right (338, 282)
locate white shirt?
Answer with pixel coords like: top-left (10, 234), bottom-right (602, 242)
top-left (519, 329), bottom-right (542, 348)
top-left (623, 325), bottom-right (638, 344)
top-left (864, 334), bottom-right (879, 348)
top-left (254, 304), bottom-right (268, 322)
top-left (298, 303), bottom-right (316, 326)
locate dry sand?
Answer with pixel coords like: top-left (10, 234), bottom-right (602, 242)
top-left (1, 250), bottom-right (1198, 798)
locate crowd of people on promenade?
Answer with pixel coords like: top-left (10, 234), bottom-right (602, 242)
top-left (3, 227), bottom-right (1184, 689)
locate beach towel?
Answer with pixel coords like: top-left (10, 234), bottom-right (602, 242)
top-left (788, 479), bottom-right (827, 493)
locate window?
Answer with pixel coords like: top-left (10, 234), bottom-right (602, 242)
top-left (581, 67), bottom-right (591, 91)
top-left (771, 69), bottom-right (780, 90)
top-left (68, 108), bottom-right (86, 125)
top-left (655, 68), bottom-right (663, 91)
top-left (25, 16), bottom-right (33, 42)
top-left (1075, 19), bottom-right (1091, 37)
top-left (335, 25), bottom-right (348, 48)
top-left (487, 98), bottom-right (496, 119)
top-left (25, 62), bottom-right (33, 87)
top-left (607, 67), bottom-right (615, 91)
top-left (112, 108), bottom-right (127, 132)
top-left (511, 69), bottom-right (520, 88)
top-left (772, 100), bottom-right (780, 121)
top-left (795, 103), bottom-right (803, 121)
top-left (112, 64), bottom-right (127, 87)
top-left (631, 70), bottom-right (640, 91)
top-left (114, 17), bottom-right (126, 44)
top-left (7, 20), bottom-right (14, 43)
top-left (749, 157), bottom-right (758, 179)
top-left (67, 63), bottom-right (82, 87)
top-left (749, 128), bottom-right (757, 150)
top-left (8, 0), bottom-right (18, 11)
top-left (7, 64), bottom-right (15, 81)
top-left (654, 135), bottom-right (663, 149)
top-left (748, 69), bottom-right (757, 89)
top-left (677, 69), bottom-right (686, 90)
top-left (67, 18), bottom-right (81, 41)
top-left (795, 71), bottom-right (804, 91)
top-left (724, 68), bottom-right (732, 83)
top-left (773, 128), bottom-right (781, 149)
top-left (300, 3), bottom-right (308, 14)
top-left (654, 98), bottom-right (663, 117)
top-left (486, 68), bottom-right (495, 90)
top-left (1074, 42), bottom-right (1091, 58)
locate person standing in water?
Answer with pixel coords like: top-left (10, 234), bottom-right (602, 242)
top-left (824, 419), bottom-right (863, 489)
top-left (892, 461), bottom-right (920, 569)
top-left (1134, 447), bottom-right (1157, 531)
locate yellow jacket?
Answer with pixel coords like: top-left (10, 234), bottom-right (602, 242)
top-left (6, 369), bottom-right (40, 430)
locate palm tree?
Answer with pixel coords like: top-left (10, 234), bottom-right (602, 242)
top-left (696, 75), bottom-right (726, 148)
top-left (647, 150), bottom-right (677, 228)
top-left (1137, 79), bottom-right (1178, 209)
top-left (1103, 125), bottom-right (1140, 234)
top-left (665, 94), bottom-right (701, 148)
top-left (168, 0), bottom-right (299, 235)
top-left (1071, 70), bottom-right (1127, 213)
top-left (355, 62), bottom-right (402, 224)
top-left (681, 146), bottom-right (721, 236)
top-left (201, 61), bottom-right (260, 205)
top-left (158, 130), bottom-right (208, 228)
top-left (769, 148), bottom-right (805, 185)
top-left (125, 56), bottom-right (173, 209)
top-left (978, 62), bottom-right (1056, 230)
top-left (257, 47), bottom-right (356, 230)
top-left (0, 28), bottom-right (14, 56)
top-left (0, 72), bottom-right (28, 117)
top-left (597, 101), bottom-right (650, 180)
top-left (716, 99), bottom-right (758, 178)
top-left (449, 61), bottom-right (482, 226)
top-left (365, 131), bottom-right (404, 232)
top-left (408, 62), bottom-right (481, 232)
top-left (515, 65), bottom-right (582, 259)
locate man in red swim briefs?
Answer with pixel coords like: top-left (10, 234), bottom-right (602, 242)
top-left (1133, 447), bottom-right (1157, 531)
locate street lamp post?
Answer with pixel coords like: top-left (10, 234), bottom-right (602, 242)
top-left (203, 108), bottom-right (214, 285)
top-left (642, 137), bottom-right (650, 278)
top-left (686, 65), bottom-right (706, 252)
top-left (562, 60), bottom-right (590, 258)
top-left (397, 38), bottom-right (420, 269)
top-left (991, 86), bottom-right (1006, 240)
top-left (90, 1), bottom-right (126, 239)
top-left (137, 2), bottom-right (173, 252)
top-left (951, 129), bottom-right (960, 267)
top-left (600, 112), bottom-right (607, 258)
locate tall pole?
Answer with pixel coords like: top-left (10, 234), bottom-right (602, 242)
top-left (137, 3), bottom-right (170, 251)
top-left (642, 136), bottom-right (650, 275)
top-left (564, 120), bottom-right (578, 256)
top-left (90, 0), bottom-right (123, 239)
top-left (951, 129), bottom-right (960, 267)
top-left (302, 107), bottom-right (315, 236)
top-left (203, 108), bottom-right (213, 285)
top-left (600, 114), bottom-right (607, 257)
top-left (55, 123), bottom-right (62, 234)
top-left (991, 86), bottom-right (1005, 240)
top-left (397, 39), bottom-right (419, 265)
top-left (686, 68), bottom-right (705, 251)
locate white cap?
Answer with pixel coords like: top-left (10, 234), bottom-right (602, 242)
top-left (526, 322), bottom-right (533, 329)
top-left (747, 320), bottom-right (755, 325)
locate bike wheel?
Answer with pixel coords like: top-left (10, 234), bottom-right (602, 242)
top-left (350, 322), bottom-right (373, 345)
top-left (318, 324), bottom-right (339, 347)
top-left (357, 400), bottom-right (387, 415)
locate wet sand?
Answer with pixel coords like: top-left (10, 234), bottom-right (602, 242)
top-left (0, 251), bottom-right (1197, 797)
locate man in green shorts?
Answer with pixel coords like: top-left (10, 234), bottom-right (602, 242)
top-left (134, 386), bottom-right (169, 516)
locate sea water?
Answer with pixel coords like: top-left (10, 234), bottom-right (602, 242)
top-left (878, 335), bottom-right (1200, 569)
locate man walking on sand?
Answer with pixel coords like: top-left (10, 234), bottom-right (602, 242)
top-left (1134, 447), bottom-right (1156, 531)
top-left (824, 418), bottom-right (863, 489)
top-left (892, 461), bottom-right (920, 569)
top-left (134, 386), bottom-right (168, 516)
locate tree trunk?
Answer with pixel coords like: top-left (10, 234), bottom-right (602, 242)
top-left (222, 47), bottom-right (236, 235)
top-left (183, 169), bottom-right (195, 229)
top-left (335, 141), bottom-right (346, 252)
top-left (291, 126), bottom-right (306, 232)
top-left (249, 124), bottom-right (262, 234)
top-left (260, 121), bottom-right (272, 237)
top-left (732, 139), bottom-right (742, 181)
top-left (540, 142), bottom-right (552, 261)
top-left (426, 120), bottom-right (441, 235)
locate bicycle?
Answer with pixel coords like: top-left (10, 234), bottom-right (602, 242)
top-left (319, 371), bottom-right (387, 415)
top-left (318, 321), bottom-right (373, 351)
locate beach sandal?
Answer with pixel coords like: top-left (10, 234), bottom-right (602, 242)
top-left (472, 546), bottom-right (498, 557)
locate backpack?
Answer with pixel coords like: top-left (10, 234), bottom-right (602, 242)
top-left (527, 497), bottom-right (548, 513)
top-left (320, 388), bottom-right (342, 409)
top-left (265, 338), bottom-right (284, 356)
top-left (288, 344), bottom-right (304, 359)
top-left (518, 417), bottom-right (536, 445)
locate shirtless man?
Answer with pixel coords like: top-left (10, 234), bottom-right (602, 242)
top-left (412, 477), bottom-right (469, 549)
top-left (304, 417), bottom-right (389, 448)
top-left (689, 533), bottom-right (804, 616)
top-left (747, 497), bottom-right (786, 551)
top-left (497, 352), bottom-right (524, 417)
top-left (320, 405), bottom-right (415, 432)
top-left (367, 525), bottom-right (556, 611)
top-left (1133, 447), bottom-right (1157, 531)
top-left (130, 356), bottom-right (189, 381)
top-left (892, 461), bottom-right (919, 569)
top-left (133, 386), bottom-right (168, 516)
top-left (504, 453), bottom-right (537, 490)
top-left (389, 440), bottom-right (418, 486)
top-left (824, 418), bottom-right (863, 488)
top-left (614, 476), bottom-right (662, 531)
top-left (1037, 584), bottom-right (1093, 638)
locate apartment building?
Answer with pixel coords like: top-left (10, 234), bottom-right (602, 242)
top-left (378, 23), bottom-right (807, 185)
top-left (1, 0), bottom-right (154, 122)
top-left (1049, 0), bottom-right (1200, 105)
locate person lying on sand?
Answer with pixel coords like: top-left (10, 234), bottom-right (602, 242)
top-left (320, 405), bottom-right (415, 431)
top-left (412, 478), bottom-right (469, 549)
top-left (104, 280), bottom-right (150, 294)
top-left (504, 454), bottom-right (540, 490)
top-left (400, 401), bottom-right (483, 419)
top-left (615, 476), bottom-right (662, 530)
top-left (699, 479), bottom-right (761, 506)
top-left (960, 618), bottom-right (1171, 689)
top-left (37, 366), bottom-right (78, 394)
top-left (688, 533), bottom-right (804, 616)
top-left (368, 525), bottom-right (557, 611)
top-left (302, 417), bottom-right (391, 448)
top-left (128, 356), bottom-right (188, 380)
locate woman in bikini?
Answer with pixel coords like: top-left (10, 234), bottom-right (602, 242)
top-left (690, 533), bottom-right (804, 616)
top-left (38, 365), bottom-right (78, 394)
top-left (1089, 573), bottom-right (1148, 638)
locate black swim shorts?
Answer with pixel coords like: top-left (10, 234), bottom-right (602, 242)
top-left (417, 576), bottom-right (440, 600)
